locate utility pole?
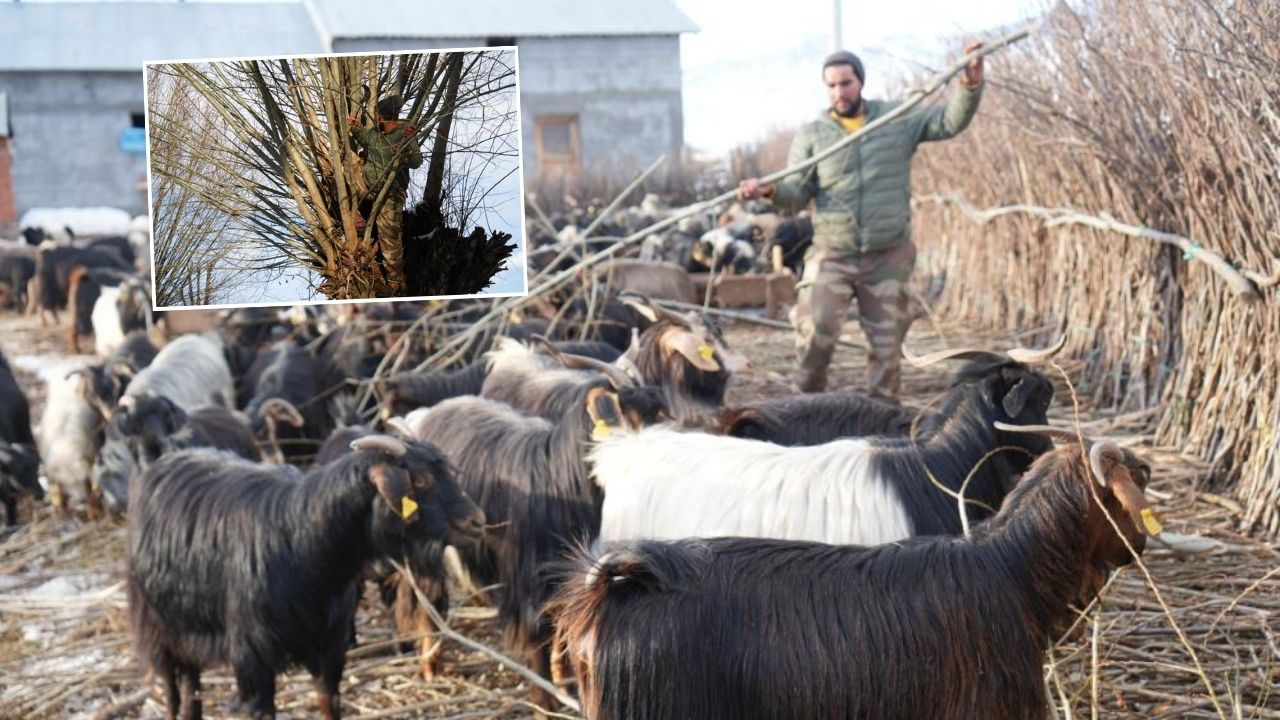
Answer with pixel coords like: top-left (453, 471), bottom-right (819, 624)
top-left (833, 0), bottom-right (843, 49)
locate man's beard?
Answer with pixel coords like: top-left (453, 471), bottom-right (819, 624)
top-left (832, 97), bottom-right (864, 118)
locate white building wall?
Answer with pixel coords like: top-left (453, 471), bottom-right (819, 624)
top-left (332, 35), bottom-right (685, 184)
top-left (0, 71), bottom-right (148, 217)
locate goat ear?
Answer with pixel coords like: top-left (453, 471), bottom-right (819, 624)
top-left (585, 386), bottom-right (625, 439)
top-left (660, 328), bottom-right (721, 372)
top-left (1000, 372), bottom-right (1036, 418)
top-left (1090, 443), bottom-right (1163, 536)
top-left (369, 463), bottom-right (417, 521)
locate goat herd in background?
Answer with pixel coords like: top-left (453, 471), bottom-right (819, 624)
top-left (0, 204), bottom-right (1162, 720)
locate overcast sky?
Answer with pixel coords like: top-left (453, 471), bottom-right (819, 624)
top-left (673, 0), bottom-right (1048, 156)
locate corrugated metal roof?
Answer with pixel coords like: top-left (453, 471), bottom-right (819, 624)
top-left (0, 3), bottom-right (326, 71)
top-left (0, 0), bottom-right (697, 72)
top-left (307, 0), bottom-right (698, 39)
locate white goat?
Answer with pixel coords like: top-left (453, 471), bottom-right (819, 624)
top-left (123, 334), bottom-right (233, 411)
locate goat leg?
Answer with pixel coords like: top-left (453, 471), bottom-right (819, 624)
top-left (177, 663), bottom-right (202, 720)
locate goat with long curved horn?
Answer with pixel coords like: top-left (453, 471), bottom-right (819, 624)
top-left (1006, 334), bottom-right (1067, 363)
top-left (532, 335), bottom-right (634, 390)
top-left (902, 346), bottom-right (1000, 368)
top-left (350, 434), bottom-right (408, 458)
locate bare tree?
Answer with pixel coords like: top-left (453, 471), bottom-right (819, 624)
top-left (147, 49), bottom-right (518, 303)
top-left (147, 69), bottom-right (259, 306)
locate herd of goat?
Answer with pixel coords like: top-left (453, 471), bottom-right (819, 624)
top-left (0, 207), bottom-right (1162, 720)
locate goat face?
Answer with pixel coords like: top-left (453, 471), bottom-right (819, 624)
top-left (0, 443), bottom-right (43, 503)
top-left (367, 442), bottom-right (486, 555)
top-left (1080, 444), bottom-right (1154, 597)
top-left (979, 363), bottom-right (1056, 473)
top-left (585, 385), bottom-right (665, 439)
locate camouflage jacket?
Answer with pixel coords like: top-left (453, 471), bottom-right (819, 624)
top-left (771, 81), bottom-right (983, 253)
top-left (353, 121), bottom-right (424, 195)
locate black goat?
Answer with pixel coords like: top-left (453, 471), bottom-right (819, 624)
top-left (241, 340), bottom-right (330, 465)
top-left (376, 339), bottom-right (620, 417)
top-left (66, 265), bottom-right (134, 353)
top-left (31, 246), bottom-right (131, 323)
top-left (399, 378), bottom-right (666, 707)
top-left (94, 393), bottom-right (261, 514)
top-left (482, 304), bottom-right (744, 427)
top-left (549, 438), bottom-right (1157, 720)
top-left (128, 436), bottom-right (485, 720)
top-left (721, 390), bottom-right (922, 443)
top-left (0, 252), bottom-right (36, 310)
top-left (0, 349), bottom-right (42, 525)
top-left (593, 348), bottom-right (1061, 545)
top-left (85, 235), bottom-right (136, 267)
top-left (315, 422), bottom-right (458, 680)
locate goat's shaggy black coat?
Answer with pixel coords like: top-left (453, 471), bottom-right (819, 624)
top-left (864, 357), bottom-right (1055, 533)
top-left (128, 441), bottom-right (482, 719)
top-left (0, 350), bottom-right (42, 524)
top-left (94, 395), bottom-right (261, 513)
top-left (549, 443), bottom-right (1152, 720)
top-left (722, 390), bottom-right (922, 444)
top-left (378, 340), bottom-right (620, 416)
top-left (315, 423), bottom-right (456, 679)
top-left (241, 341), bottom-right (330, 464)
top-left (0, 253), bottom-right (35, 310)
top-left (412, 380), bottom-right (665, 684)
top-left (34, 246), bottom-right (131, 313)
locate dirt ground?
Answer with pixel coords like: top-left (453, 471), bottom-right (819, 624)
top-left (0, 308), bottom-right (1277, 719)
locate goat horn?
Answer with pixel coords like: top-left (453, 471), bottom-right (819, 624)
top-left (1088, 440), bottom-right (1124, 488)
top-left (385, 417), bottom-right (415, 438)
top-left (617, 294), bottom-right (659, 324)
top-left (625, 293), bottom-right (692, 328)
top-left (569, 352), bottom-right (635, 389)
top-left (531, 334), bottom-right (634, 388)
top-left (530, 334), bottom-right (565, 362)
top-left (993, 421), bottom-right (1084, 443)
top-left (351, 434), bottom-right (408, 458)
top-left (261, 398), bottom-right (305, 428)
top-left (902, 345), bottom-right (1000, 368)
top-left (1006, 334), bottom-right (1068, 364)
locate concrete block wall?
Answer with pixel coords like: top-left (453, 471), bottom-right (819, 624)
top-left (0, 71), bottom-right (149, 218)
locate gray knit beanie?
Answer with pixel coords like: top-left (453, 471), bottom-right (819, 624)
top-left (822, 50), bottom-right (865, 83)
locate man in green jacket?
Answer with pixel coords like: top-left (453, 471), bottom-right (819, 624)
top-left (349, 94), bottom-right (423, 294)
top-left (739, 44), bottom-right (984, 399)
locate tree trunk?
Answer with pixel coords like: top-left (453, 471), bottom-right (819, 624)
top-left (422, 53), bottom-right (465, 226)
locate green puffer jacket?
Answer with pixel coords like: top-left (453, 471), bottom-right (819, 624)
top-left (771, 81), bottom-right (983, 253)
top-left (353, 122), bottom-right (424, 194)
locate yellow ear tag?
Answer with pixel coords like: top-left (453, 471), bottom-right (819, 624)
top-left (400, 496), bottom-right (419, 520)
top-left (1140, 507), bottom-right (1163, 536)
top-left (592, 419), bottom-right (611, 441)
top-left (698, 345), bottom-right (715, 362)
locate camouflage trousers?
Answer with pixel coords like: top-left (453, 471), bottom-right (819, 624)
top-left (375, 193), bottom-right (406, 293)
top-left (790, 242), bottom-right (917, 399)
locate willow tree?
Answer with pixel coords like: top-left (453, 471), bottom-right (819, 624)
top-left (147, 50), bottom-right (517, 301)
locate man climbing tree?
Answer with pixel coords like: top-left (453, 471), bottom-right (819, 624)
top-left (349, 94), bottom-right (423, 294)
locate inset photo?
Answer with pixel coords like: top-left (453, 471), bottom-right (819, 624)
top-left (144, 47), bottom-right (524, 307)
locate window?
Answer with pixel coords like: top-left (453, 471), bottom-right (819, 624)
top-left (535, 115), bottom-right (580, 188)
top-left (486, 36), bottom-right (516, 47)
top-left (130, 112), bottom-right (145, 129)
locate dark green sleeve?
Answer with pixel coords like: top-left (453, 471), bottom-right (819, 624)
top-left (915, 81), bottom-right (984, 144)
top-left (405, 132), bottom-right (423, 169)
top-left (352, 126), bottom-right (372, 148)
top-left (770, 125), bottom-right (818, 212)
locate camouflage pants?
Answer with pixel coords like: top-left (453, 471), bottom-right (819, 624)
top-left (376, 192), bottom-right (406, 293)
top-left (790, 242), bottom-right (916, 399)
